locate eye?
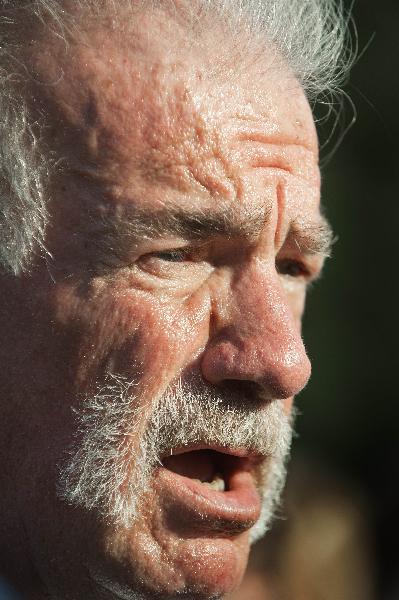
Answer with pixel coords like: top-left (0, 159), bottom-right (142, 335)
top-left (136, 245), bottom-right (212, 282)
top-left (277, 259), bottom-right (309, 279)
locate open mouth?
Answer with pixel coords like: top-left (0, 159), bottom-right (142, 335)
top-left (162, 447), bottom-right (258, 491)
top-left (154, 446), bottom-right (264, 534)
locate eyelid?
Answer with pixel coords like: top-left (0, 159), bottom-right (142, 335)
top-left (147, 241), bottom-right (210, 262)
top-left (276, 258), bottom-right (325, 289)
top-left (136, 243), bottom-right (214, 283)
top-left (277, 258), bottom-right (309, 277)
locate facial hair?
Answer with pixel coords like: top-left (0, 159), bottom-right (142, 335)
top-left (58, 373), bottom-right (294, 542)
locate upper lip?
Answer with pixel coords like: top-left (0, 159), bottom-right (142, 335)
top-left (161, 443), bottom-right (264, 463)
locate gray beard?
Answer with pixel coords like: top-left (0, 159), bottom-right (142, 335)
top-left (58, 373), bottom-right (294, 544)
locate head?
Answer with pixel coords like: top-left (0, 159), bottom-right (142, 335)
top-left (0, 1), bottom-right (349, 598)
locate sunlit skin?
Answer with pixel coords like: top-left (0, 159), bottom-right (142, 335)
top-left (0, 9), bottom-right (330, 600)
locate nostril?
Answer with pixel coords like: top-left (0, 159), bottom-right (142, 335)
top-left (215, 380), bottom-right (266, 404)
top-left (200, 338), bottom-right (238, 385)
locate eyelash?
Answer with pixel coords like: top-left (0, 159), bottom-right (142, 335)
top-left (151, 249), bottom-right (189, 263)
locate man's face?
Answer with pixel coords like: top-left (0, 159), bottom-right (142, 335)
top-left (0, 15), bottom-right (328, 600)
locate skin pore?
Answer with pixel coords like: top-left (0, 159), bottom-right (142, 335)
top-left (0, 5), bottom-right (331, 600)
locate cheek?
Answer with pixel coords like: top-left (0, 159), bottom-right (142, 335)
top-left (53, 280), bottom-right (212, 389)
top-left (284, 286), bottom-right (306, 328)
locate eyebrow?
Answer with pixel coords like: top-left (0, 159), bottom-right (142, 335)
top-left (85, 204), bottom-right (271, 244)
top-left (84, 205), bottom-right (334, 260)
top-left (288, 216), bottom-right (335, 258)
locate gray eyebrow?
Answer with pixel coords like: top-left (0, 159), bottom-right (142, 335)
top-left (289, 216), bottom-right (335, 257)
top-left (86, 204), bottom-right (271, 244)
top-left (82, 206), bottom-right (333, 268)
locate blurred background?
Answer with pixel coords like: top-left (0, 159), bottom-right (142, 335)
top-left (230, 1), bottom-right (399, 599)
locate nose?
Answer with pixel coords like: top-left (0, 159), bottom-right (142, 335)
top-left (201, 262), bottom-right (311, 400)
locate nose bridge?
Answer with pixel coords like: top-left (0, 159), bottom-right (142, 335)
top-left (233, 262), bottom-right (290, 341)
top-left (201, 260), bottom-right (311, 399)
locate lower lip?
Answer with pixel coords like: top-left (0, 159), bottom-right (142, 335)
top-left (153, 465), bottom-right (262, 535)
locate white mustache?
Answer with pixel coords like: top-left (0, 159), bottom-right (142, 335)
top-left (58, 373), bottom-right (294, 539)
top-left (144, 376), bottom-right (292, 460)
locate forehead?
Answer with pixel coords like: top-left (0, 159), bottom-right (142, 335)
top-left (24, 14), bottom-right (320, 220)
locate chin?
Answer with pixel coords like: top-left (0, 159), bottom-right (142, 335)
top-left (101, 538), bottom-right (249, 600)
top-left (98, 498), bottom-right (252, 600)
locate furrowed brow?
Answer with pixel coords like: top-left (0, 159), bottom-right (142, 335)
top-left (289, 216), bottom-right (335, 258)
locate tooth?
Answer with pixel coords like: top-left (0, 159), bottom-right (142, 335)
top-left (202, 474), bottom-right (225, 492)
top-left (191, 473), bottom-right (226, 491)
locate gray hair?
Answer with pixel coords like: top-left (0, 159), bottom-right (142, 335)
top-left (0, 0), bottom-right (353, 276)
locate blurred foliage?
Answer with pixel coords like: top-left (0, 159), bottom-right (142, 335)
top-left (297, 0), bottom-right (399, 596)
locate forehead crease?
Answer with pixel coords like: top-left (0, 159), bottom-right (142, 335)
top-left (63, 66), bottom-right (239, 201)
top-left (27, 22), bottom-right (319, 220)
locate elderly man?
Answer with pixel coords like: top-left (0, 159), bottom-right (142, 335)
top-left (0, 1), bottom-right (348, 598)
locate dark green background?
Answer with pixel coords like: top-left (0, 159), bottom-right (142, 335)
top-left (297, 1), bottom-right (399, 596)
